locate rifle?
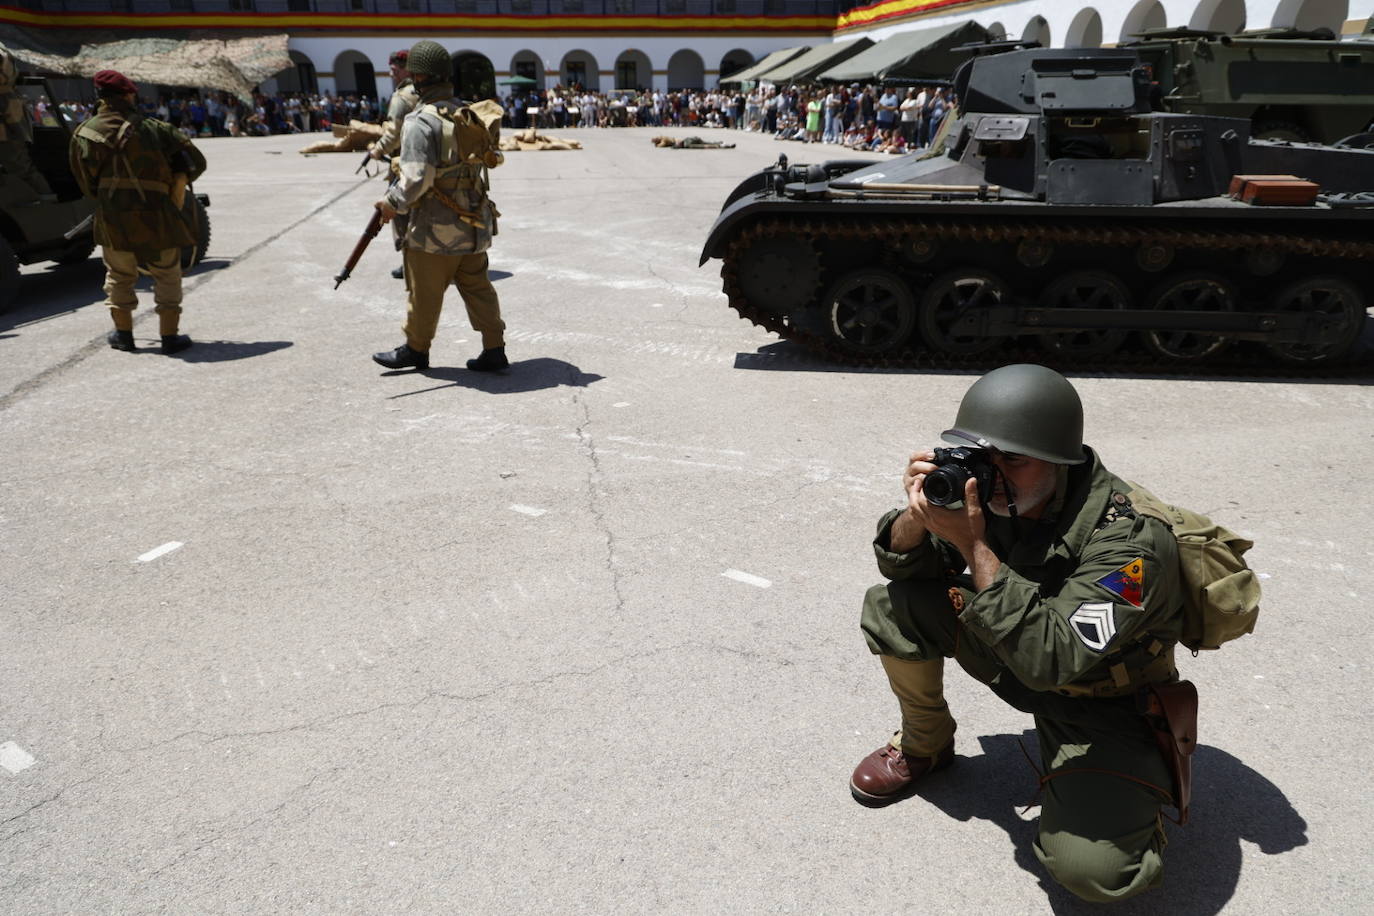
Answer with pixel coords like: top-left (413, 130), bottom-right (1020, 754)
top-left (334, 207), bottom-right (383, 289)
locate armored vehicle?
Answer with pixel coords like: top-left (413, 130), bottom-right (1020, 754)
top-left (1124, 26), bottom-right (1374, 144)
top-left (700, 46), bottom-right (1374, 369)
top-left (1, 75), bottom-right (210, 312)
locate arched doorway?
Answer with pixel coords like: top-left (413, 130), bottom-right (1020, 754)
top-left (510, 49), bottom-right (542, 88)
top-left (720, 48), bottom-right (754, 82)
top-left (561, 50), bottom-right (599, 91)
top-left (1065, 9), bottom-right (1104, 47)
top-left (1120, 0), bottom-right (1167, 42)
top-left (274, 50), bottom-right (318, 94)
top-left (1272, 0), bottom-right (1347, 31)
top-left (614, 49), bottom-right (651, 90)
top-left (332, 50), bottom-right (375, 99)
top-left (1190, 0), bottom-right (1247, 32)
top-left (453, 51), bottom-right (495, 101)
top-left (1021, 15), bottom-right (1051, 48)
top-left (667, 48), bottom-right (704, 90)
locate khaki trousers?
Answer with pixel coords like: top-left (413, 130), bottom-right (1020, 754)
top-left (861, 577), bottom-right (1171, 903)
top-left (102, 247), bottom-right (183, 335)
top-left (402, 247), bottom-right (505, 352)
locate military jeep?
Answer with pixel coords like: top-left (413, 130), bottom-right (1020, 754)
top-left (1, 75), bottom-right (210, 312)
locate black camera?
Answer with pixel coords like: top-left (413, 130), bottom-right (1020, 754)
top-left (924, 447), bottom-right (995, 508)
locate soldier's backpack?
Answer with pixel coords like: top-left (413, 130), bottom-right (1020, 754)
top-left (1125, 482), bottom-right (1261, 651)
top-left (419, 99), bottom-right (504, 172)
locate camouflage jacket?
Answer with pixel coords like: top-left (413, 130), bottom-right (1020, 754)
top-left (383, 82), bottom-right (498, 257)
top-left (68, 101), bottom-right (207, 256)
top-left (873, 447), bottom-right (1184, 694)
top-left (375, 80), bottom-right (419, 157)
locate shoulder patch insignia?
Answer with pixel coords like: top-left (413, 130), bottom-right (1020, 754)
top-left (1096, 557), bottom-right (1145, 607)
top-left (1068, 601), bottom-right (1117, 652)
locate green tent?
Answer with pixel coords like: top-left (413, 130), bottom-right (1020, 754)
top-left (720, 46), bottom-right (809, 85)
top-left (816, 21), bottom-right (988, 84)
top-left (753, 37), bottom-right (875, 84)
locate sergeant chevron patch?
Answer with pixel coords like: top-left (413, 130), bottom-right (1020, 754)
top-left (1096, 557), bottom-right (1145, 607)
top-left (1069, 601), bottom-right (1117, 652)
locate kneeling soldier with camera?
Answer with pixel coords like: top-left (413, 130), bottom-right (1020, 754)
top-left (854, 363), bottom-right (1193, 903)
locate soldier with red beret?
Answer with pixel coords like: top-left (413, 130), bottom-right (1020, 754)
top-left (68, 69), bottom-right (206, 354)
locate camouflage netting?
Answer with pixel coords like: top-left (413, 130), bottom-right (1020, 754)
top-left (0, 28), bottom-right (290, 102)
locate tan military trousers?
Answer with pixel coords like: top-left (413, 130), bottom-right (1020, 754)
top-left (862, 578), bottom-right (1171, 903)
top-left (402, 247), bottom-right (505, 352)
top-left (102, 247), bottom-right (183, 335)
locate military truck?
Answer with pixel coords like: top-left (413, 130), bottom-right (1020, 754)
top-left (1, 74), bottom-right (210, 312)
top-left (1124, 26), bottom-right (1374, 144)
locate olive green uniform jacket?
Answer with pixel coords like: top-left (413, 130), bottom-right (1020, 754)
top-left (873, 447), bottom-right (1184, 698)
top-left (68, 101), bottom-right (207, 258)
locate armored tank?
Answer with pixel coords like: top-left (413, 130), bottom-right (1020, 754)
top-left (700, 46), bottom-right (1374, 369)
top-left (2, 74), bottom-right (211, 313)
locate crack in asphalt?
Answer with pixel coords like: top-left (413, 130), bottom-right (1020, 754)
top-left (0, 776), bottom-right (96, 841)
top-left (571, 378), bottom-right (626, 616)
top-left (0, 178), bottom-right (371, 414)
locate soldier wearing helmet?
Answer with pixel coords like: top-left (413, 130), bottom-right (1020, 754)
top-left (852, 364), bottom-right (1187, 903)
top-left (0, 48), bottom-right (55, 201)
top-left (372, 39), bottom-right (510, 373)
top-left (370, 49), bottom-right (420, 280)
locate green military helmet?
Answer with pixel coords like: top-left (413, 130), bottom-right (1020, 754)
top-left (406, 40), bottom-right (452, 82)
top-left (942, 363), bottom-right (1086, 465)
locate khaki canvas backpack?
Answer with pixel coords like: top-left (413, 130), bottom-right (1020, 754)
top-left (1125, 482), bottom-right (1261, 651)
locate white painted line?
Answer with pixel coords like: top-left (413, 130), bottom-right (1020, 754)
top-left (136, 541), bottom-right (184, 563)
top-left (510, 504), bottom-right (546, 517)
top-left (612, 402), bottom-right (631, 408)
top-left (0, 741), bottom-right (36, 774)
top-left (722, 569), bottom-right (772, 589)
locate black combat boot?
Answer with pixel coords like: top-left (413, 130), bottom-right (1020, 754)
top-left (391, 265), bottom-right (405, 279)
top-left (466, 347), bottom-right (509, 372)
top-left (107, 329), bottom-right (136, 352)
top-left (372, 343), bottom-right (429, 370)
top-left (161, 334), bottom-right (193, 355)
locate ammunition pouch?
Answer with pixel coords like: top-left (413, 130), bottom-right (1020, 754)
top-left (1138, 679), bottom-right (1198, 824)
top-left (1050, 642), bottom-right (1176, 699)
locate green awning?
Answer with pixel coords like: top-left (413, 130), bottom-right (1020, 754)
top-left (721, 46), bottom-right (810, 85)
top-left (817, 21), bottom-right (988, 84)
top-left (756, 37), bottom-right (875, 84)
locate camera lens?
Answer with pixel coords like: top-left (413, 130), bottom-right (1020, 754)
top-left (924, 465), bottom-right (971, 506)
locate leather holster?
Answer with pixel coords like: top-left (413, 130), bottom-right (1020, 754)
top-left (1138, 679), bottom-right (1198, 825)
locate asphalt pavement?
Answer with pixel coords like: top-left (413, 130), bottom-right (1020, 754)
top-left (2, 126), bottom-right (1371, 914)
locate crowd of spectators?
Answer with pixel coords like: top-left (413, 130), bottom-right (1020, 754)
top-left (37, 82), bottom-right (953, 155)
top-left (500, 83), bottom-right (953, 153)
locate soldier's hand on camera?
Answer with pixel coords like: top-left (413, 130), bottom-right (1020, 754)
top-left (920, 476), bottom-right (986, 557)
top-left (375, 199), bottom-right (397, 224)
top-left (889, 449), bottom-right (938, 552)
top-left (368, 143), bottom-right (384, 160)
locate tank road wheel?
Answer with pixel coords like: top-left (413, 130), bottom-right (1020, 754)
top-left (734, 236), bottom-right (821, 318)
top-left (1263, 276), bottom-right (1366, 364)
top-left (1142, 272), bottom-right (1235, 362)
top-left (823, 269), bottom-right (916, 356)
top-left (918, 270), bottom-right (1007, 356)
top-left (1036, 270), bottom-right (1131, 358)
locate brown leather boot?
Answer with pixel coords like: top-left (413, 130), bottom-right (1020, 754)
top-left (850, 736), bottom-right (955, 806)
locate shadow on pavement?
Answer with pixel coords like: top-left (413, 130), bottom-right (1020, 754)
top-left (383, 357), bottom-right (603, 398)
top-left (2, 257), bottom-right (233, 333)
top-left (489, 269), bottom-right (513, 281)
top-left (911, 730), bottom-right (1307, 914)
top-left (169, 340), bottom-right (294, 362)
top-left (734, 335), bottom-right (1374, 384)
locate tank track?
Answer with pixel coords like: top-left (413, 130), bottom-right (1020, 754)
top-left (720, 216), bottom-right (1374, 376)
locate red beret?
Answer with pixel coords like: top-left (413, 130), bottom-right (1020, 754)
top-left (93, 69), bottom-right (137, 95)
top-left (389, 50), bottom-right (409, 65)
